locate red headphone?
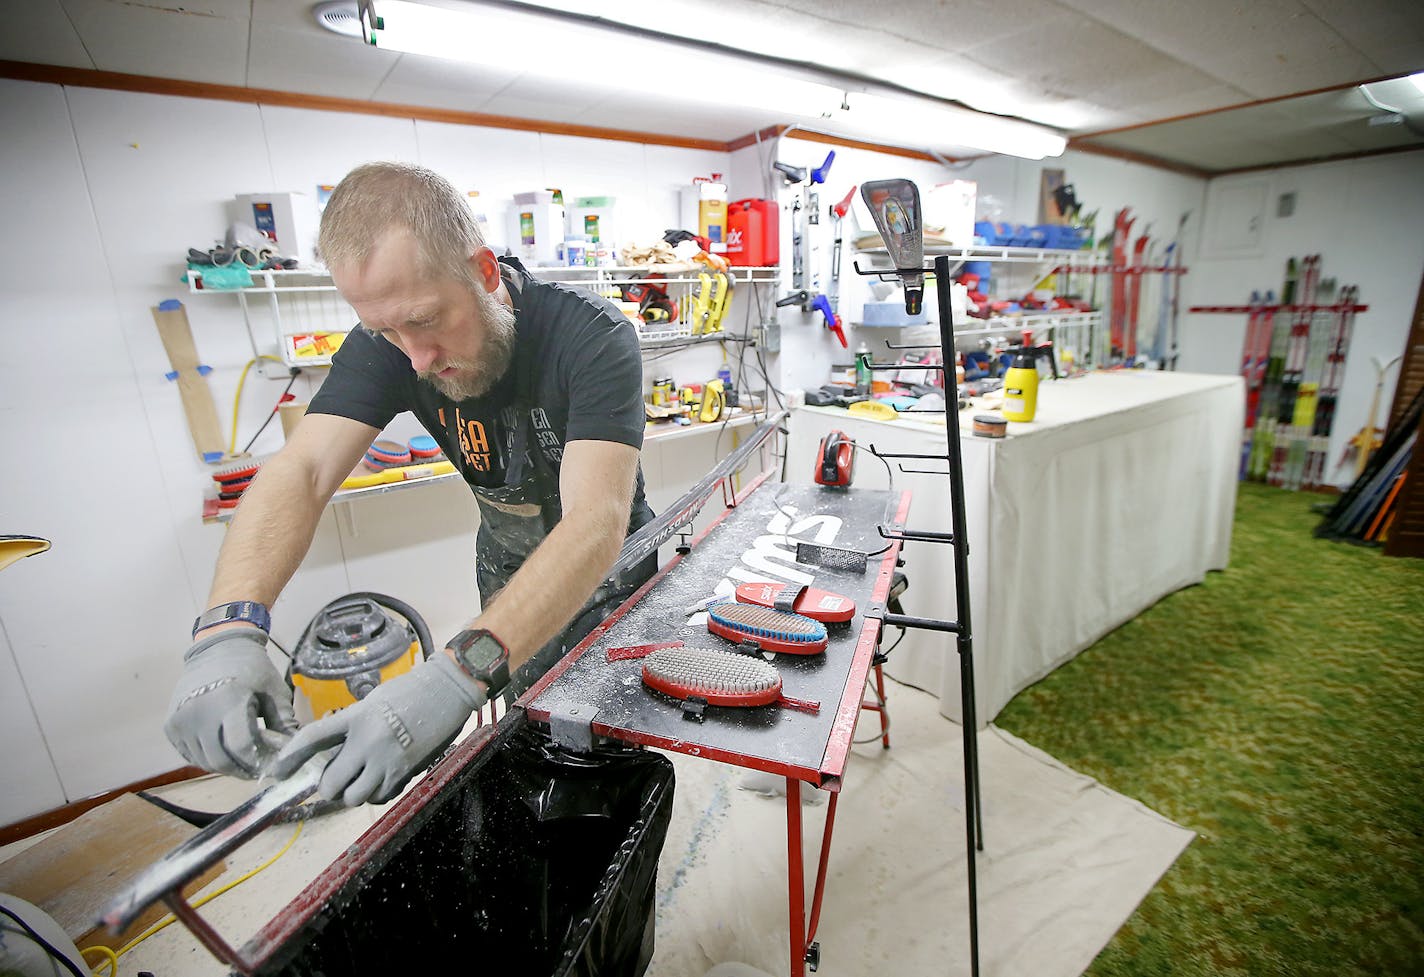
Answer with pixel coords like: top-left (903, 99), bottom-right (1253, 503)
top-left (815, 430), bottom-right (855, 488)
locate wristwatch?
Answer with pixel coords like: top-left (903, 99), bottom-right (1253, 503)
top-left (446, 628), bottom-right (511, 696)
top-left (192, 600), bottom-right (270, 638)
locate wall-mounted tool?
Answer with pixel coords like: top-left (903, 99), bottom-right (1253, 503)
top-left (699, 378), bottom-right (727, 422)
top-left (819, 184), bottom-right (858, 350)
top-left (815, 429), bottom-right (856, 487)
top-left (774, 151), bottom-right (844, 345)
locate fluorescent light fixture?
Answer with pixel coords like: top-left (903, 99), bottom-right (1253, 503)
top-left (354, 0), bottom-right (842, 119)
top-left (327, 1), bottom-right (1066, 159)
top-left (1411, 72), bottom-right (1424, 95)
top-left (838, 92), bottom-right (1067, 160)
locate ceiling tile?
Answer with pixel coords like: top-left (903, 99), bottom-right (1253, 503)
top-left (0, 0), bottom-right (92, 68)
top-left (957, 15), bottom-right (1186, 108)
top-left (1297, 0), bottom-right (1424, 74)
top-left (1052, 0), bottom-right (1380, 97)
top-left (60, 0), bottom-right (249, 84)
top-left (247, 21), bottom-right (398, 99)
top-left (371, 53), bottom-right (520, 113)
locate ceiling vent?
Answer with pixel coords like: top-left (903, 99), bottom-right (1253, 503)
top-left (314, 1), bottom-right (363, 38)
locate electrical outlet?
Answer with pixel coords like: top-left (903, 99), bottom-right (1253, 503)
top-left (759, 320), bottom-right (781, 353)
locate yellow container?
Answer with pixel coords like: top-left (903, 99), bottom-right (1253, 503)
top-left (293, 642), bottom-right (420, 719)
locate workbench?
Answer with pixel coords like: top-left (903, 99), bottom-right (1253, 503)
top-left (522, 476), bottom-right (910, 977)
top-left (789, 369), bottom-right (1243, 725)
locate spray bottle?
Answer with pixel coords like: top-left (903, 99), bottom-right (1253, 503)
top-left (854, 341), bottom-right (872, 396)
top-left (1000, 341), bottom-right (1060, 422)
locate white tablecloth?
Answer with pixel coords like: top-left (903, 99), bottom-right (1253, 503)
top-left (789, 371), bottom-right (1244, 725)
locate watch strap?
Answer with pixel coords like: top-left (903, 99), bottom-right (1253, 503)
top-left (447, 628), bottom-right (511, 696)
top-left (192, 600), bottom-right (271, 638)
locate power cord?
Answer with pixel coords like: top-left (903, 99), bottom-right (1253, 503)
top-left (239, 368), bottom-right (301, 455)
top-left (82, 943), bottom-right (118, 976)
top-left (107, 821), bottom-right (305, 962)
top-left (229, 355), bottom-right (284, 454)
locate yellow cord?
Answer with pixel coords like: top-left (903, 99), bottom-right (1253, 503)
top-left (114, 819), bottom-right (305, 959)
top-left (82, 943), bottom-right (118, 977)
top-left (230, 355), bottom-right (284, 453)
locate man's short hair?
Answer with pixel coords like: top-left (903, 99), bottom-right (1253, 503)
top-left (318, 162), bottom-right (486, 287)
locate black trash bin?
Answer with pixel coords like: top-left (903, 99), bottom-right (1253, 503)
top-left (245, 717), bottom-right (675, 977)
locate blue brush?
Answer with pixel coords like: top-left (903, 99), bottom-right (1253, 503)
top-left (707, 602), bottom-right (827, 655)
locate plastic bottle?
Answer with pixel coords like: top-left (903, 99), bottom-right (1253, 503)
top-left (855, 342), bottom-right (872, 396)
top-left (1000, 344), bottom-right (1059, 422)
top-left (699, 174), bottom-right (729, 252)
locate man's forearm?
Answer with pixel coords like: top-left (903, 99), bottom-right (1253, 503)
top-left (465, 506), bottom-right (627, 672)
top-left (207, 452), bottom-right (333, 609)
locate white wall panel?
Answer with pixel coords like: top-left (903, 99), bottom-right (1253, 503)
top-left (0, 622), bottom-right (65, 825)
top-left (260, 104), bottom-right (420, 212)
top-left (327, 483), bottom-right (482, 649)
top-left (0, 80), bottom-right (198, 800)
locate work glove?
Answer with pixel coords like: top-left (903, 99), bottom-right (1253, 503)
top-left (164, 629), bottom-right (297, 779)
top-left (269, 653), bottom-right (485, 807)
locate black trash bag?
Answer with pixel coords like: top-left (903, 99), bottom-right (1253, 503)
top-left (251, 721), bottom-right (675, 977)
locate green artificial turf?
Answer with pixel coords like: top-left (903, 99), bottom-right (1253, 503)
top-left (995, 481), bottom-right (1424, 977)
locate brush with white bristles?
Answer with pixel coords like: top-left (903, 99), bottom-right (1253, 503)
top-left (641, 646), bottom-right (819, 714)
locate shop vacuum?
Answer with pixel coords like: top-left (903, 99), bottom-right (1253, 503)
top-left (290, 592), bottom-right (433, 719)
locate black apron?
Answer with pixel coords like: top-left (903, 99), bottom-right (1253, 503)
top-left (462, 270), bottom-right (655, 700)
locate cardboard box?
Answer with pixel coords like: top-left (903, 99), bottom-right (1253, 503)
top-left (235, 192), bottom-right (319, 266)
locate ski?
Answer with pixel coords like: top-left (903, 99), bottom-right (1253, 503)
top-left (1241, 290), bottom-right (1275, 481)
top-left (1304, 284), bottom-right (1357, 489)
top-left (1249, 261), bottom-right (1296, 481)
top-left (1269, 253), bottom-right (1319, 485)
top-left (1284, 273), bottom-right (1335, 490)
top-left (1154, 211), bottom-right (1189, 370)
top-left (1109, 208), bottom-right (1133, 363)
top-left (1125, 227), bottom-right (1151, 364)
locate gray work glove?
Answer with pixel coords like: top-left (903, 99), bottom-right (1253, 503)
top-left (164, 629), bottom-right (297, 778)
top-left (269, 653), bottom-right (486, 807)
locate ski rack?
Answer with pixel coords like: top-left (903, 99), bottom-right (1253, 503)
top-left (1188, 302), bottom-right (1368, 314)
top-left (853, 252), bottom-right (984, 977)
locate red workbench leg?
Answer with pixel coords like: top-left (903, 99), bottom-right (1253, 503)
top-left (804, 791), bottom-right (840, 956)
top-left (874, 664), bottom-right (890, 748)
top-left (786, 778), bottom-right (806, 977)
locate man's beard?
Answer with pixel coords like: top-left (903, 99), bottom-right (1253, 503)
top-left (419, 289), bottom-right (518, 401)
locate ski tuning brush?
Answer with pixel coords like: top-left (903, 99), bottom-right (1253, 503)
top-left (640, 646), bottom-right (819, 719)
top-left (707, 601), bottom-right (828, 655)
top-left (735, 582), bottom-right (856, 624)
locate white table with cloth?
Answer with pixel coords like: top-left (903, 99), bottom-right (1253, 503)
top-left (787, 370), bottom-right (1244, 726)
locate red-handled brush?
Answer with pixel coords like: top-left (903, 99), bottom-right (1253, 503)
top-left (210, 458), bottom-right (261, 486)
top-left (707, 601), bottom-right (828, 655)
top-left (734, 582), bottom-right (856, 624)
top-left (640, 646), bottom-right (819, 714)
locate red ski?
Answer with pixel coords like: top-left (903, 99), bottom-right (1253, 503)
top-left (1125, 228), bottom-right (1151, 364)
top-left (1109, 208), bottom-right (1134, 363)
top-left (1239, 290), bottom-right (1273, 478)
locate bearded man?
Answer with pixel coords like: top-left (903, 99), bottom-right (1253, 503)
top-left (164, 162), bottom-right (655, 806)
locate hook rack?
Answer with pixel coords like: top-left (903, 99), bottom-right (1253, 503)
top-left (859, 248), bottom-right (985, 977)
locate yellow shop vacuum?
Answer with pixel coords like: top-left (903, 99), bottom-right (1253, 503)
top-left (290, 593), bottom-right (432, 719)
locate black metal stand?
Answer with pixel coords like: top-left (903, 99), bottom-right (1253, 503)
top-left (856, 253), bottom-right (983, 977)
